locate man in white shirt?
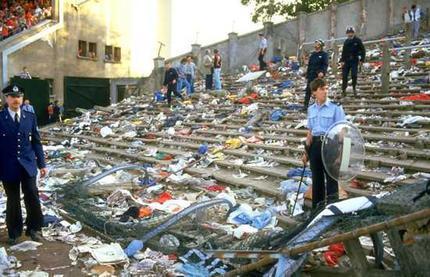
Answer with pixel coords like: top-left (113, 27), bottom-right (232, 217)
top-left (202, 49), bottom-right (213, 91)
top-left (409, 4), bottom-right (421, 40)
top-left (258, 33), bottom-right (268, 71)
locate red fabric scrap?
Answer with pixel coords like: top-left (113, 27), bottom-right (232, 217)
top-left (400, 94), bottom-right (430, 101)
top-left (145, 133), bottom-right (157, 139)
top-left (323, 251), bottom-right (339, 267)
top-left (323, 243), bottom-right (345, 267)
top-left (206, 185), bottom-right (225, 192)
top-left (328, 243), bottom-right (345, 255)
top-left (152, 192), bottom-right (173, 204)
top-left (238, 97), bottom-right (252, 104)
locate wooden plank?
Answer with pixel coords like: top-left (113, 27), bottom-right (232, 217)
top-left (364, 156), bottom-right (430, 172)
top-left (215, 160), bottom-right (289, 179)
top-left (310, 267), bottom-right (400, 277)
top-left (43, 133), bottom-right (420, 186)
top-left (212, 169), bottom-right (282, 199)
top-left (344, 238), bottom-right (370, 277)
top-left (386, 228), bottom-right (417, 277)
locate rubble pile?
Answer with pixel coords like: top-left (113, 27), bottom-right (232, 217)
top-left (0, 35), bottom-right (429, 275)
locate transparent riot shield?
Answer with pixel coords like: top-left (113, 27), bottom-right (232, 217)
top-left (322, 121), bottom-right (365, 182)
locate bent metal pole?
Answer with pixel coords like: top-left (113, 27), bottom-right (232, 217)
top-left (223, 208), bottom-right (430, 276)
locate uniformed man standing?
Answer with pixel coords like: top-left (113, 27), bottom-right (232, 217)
top-left (302, 79), bottom-right (345, 210)
top-left (0, 85), bottom-right (47, 245)
top-left (304, 40), bottom-right (328, 110)
top-left (258, 33), bottom-right (268, 71)
top-left (340, 26), bottom-right (365, 97)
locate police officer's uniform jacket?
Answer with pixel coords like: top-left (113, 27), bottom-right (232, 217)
top-left (306, 51), bottom-right (328, 80)
top-left (340, 36), bottom-right (365, 63)
top-left (0, 108), bottom-right (45, 182)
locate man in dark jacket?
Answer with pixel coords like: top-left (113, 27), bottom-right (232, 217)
top-left (163, 61), bottom-right (183, 107)
top-left (304, 39), bottom-right (328, 110)
top-left (0, 84), bottom-right (47, 245)
top-left (340, 26), bottom-right (365, 96)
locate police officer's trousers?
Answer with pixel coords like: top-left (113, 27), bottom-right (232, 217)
top-left (2, 166), bottom-right (43, 239)
top-left (304, 78), bottom-right (315, 109)
top-left (342, 60), bottom-right (359, 92)
top-left (309, 137), bottom-right (339, 209)
top-left (258, 53), bottom-right (267, 70)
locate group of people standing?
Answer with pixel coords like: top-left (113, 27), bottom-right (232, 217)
top-left (304, 26), bottom-right (366, 110)
top-left (163, 49), bottom-right (223, 107)
top-left (202, 49), bottom-right (222, 91)
top-left (303, 26), bottom-right (365, 209)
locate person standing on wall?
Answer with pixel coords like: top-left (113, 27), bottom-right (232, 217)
top-left (302, 79), bottom-right (345, 210)
top-left (304, 39), bottom-right (328, 111)
top-left (213, 49), bottom-right (222, 91)
top-left (0, 84), bottom-right (47, 245)
top-left (340, 26), bottom-right (365, 97)
top-left (409, 4), bottom-right (421, 40)
top-left (202, 49), bottom-right (213, 91)
top-left (258, 33), bottom-right (268, 71)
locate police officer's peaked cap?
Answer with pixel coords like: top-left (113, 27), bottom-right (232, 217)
top-left (346, 26), bottom-right (355, 33)
top-left (315, 39), bottom-right (325, 47)
top-left (2, 84), bottom-right (24, 97)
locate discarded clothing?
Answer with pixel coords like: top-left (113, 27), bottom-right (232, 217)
top-left (225, 138), bottom-right (242, 149)
top-left (270, 109), bottom-right (285, 121)
top-left (397, 115), bottom-right (430, 127)
top-left (280, 80), bottom-right (294, 89)
top-left (151, 192), bottom-right (173, 204)
top-left (228, 204), bottom-right (274, 229)
top-left (178, 249), bottom-right (229, 276)
top-left (324, 243), bottom-right (345, 267)
top-left (279, 179), bottom-right (308, 194)
top-left (287, 168), bottom-right (312, 178)
top-left (286, 103), bottom-right (303, 110)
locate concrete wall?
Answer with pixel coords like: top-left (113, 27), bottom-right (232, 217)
top-left (336, 1), bottom-right (361, 38)
top-left (165, 0), bottom-right (430, 74)
top-left (306, 9), bottom-right (331, 43)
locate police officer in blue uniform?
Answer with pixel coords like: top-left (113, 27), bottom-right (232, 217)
top-left (304, 39), bottom-right (328, 110)
top-left (302, 79), bottom-right (345, 209)
top-left (340, 26), bottom-right (366, 96)
top-left (0, 84), bottom-right (47, 244)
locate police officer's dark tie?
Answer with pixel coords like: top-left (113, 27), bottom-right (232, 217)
top-left (14, 113), bottom-right (19, 128)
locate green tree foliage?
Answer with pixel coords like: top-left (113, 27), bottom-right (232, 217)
top-left (241, 0), bottom-right (349, 22)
